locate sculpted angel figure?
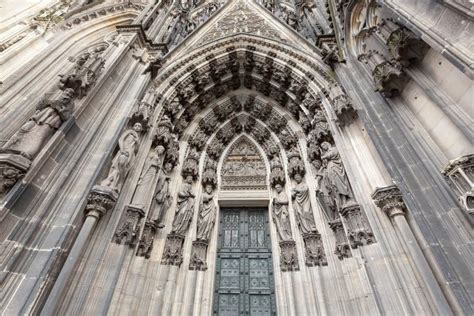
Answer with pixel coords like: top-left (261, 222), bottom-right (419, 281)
top-left (320, 141), bottom-right (353, 211)
top-left (291, 173), bottom-right (317, 234)
top-left (152, 162), bottom-right (173, 228)
top-left (272, 184), bottom-right (293, 241)
top-left (171, 175), bottom-right (195, 235)
top-left (100, 123), bottom-right (142, 190)
top-left (196, 184), bottom-right (217, 241)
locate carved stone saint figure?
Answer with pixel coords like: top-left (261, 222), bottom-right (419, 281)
top-left (291, 173), bottom-right (317, 234)
top-left (196, 184), bottom-right (217, 241)
top-left (133, 145), bottom-right (165, 206)
top-left (152, 162), bottom-right (173, 228)
top-left (100, 123), bottom-right (142, 190)
top-left (320, 141), bottom-right (352, 211)
top-left (171, 175), bottom-right (195, 235)
top-left (272, 184), bottom-right (292, 241)
top-left (3, 88), bottom-right (75, 158)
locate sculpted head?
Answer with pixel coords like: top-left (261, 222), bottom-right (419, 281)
top-left (205, 184), bottom-right (213, 194)
top-left (275, 183), bottom-right (283, 193)
top-left (185, 175), bottom-right (193, 184)
top-left (63, 88), bottom-right (75, 99)
top-left (294, 173), bottom-right (303, 183)
top-left (312, 159), bottom-right (322, 169)
top-left (321, 141), bottom-right (330, 151)
top-left (156, 145), bottom-right (166, 155)
top-left (164, 162), bottom-right (173, 174)
top-left (133, 122), bottom-right (143, 133)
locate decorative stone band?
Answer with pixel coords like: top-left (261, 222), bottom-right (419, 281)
top-left (189, 240), bottom-right (209, 271)
top-left (161, 233), bottom-right (186, 266)
top-left (84, 185), bottom-right (119, 220)
top-left (371, 185), bottom-right (406, 218)
top-left (441, 153), bottom-right (474, 215)
top-left (279, 240), bottom-right (299, 272)
top-left (328, 218), bottom-right (352, 260)
top-left (302, 232), bottom-right (328, 267)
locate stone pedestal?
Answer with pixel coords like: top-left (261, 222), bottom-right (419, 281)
top-left (189, 240), bottom-right (209, 271)
top-left (136, 220), bottom-right (157, 259)
top-left (279, 240), bottom-right (299, 271)
top-left (328, 218), bottom-right (352, 260)
top-left (0, 152), bottom-right (31, 196)
top-left (161, 233), bottom-right (185, 266)
top-left (302, 232), bottom-right (327, 267)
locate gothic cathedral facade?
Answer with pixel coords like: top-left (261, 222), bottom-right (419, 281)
top-left (0, 0), bottom-right (473, 315)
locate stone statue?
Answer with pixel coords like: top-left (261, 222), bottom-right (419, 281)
top-left (196, 184), bottom-right (216, 241)
top-left (152, 162), bottom-right (173, 228)
top-left (320, 141), bottom-right (353, 211)
top-left (3, 88), bottom-right (75, 158)
top-left (291, 173), bottom-right (317, 234)
top-left (100, 123), bottom-right (142, 190)
top-left (272, 184), bottom-right (292, 241)
top-left (133, 145), bottom-right (165, 206)
top-left (171, 175), bottom-right (195, 235)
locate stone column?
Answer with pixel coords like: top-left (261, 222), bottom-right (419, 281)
top-left (41, 186), bottom-right (118, 315)
top-left (372, 185), bottom-right (453, 315)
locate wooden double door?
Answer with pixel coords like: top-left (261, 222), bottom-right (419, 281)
top-left (213, 208), bottom-right (276, 316)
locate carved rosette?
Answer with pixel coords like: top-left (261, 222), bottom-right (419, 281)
top-left (189, 240), bottom-right (209, 271)
top-left (340, 204), bottom-right (376, 249)
top-left (161, 233), bottom-right (185, 266)
top-left (441, 154), bottom-right (474, 215)
top-left (84, 185), bottom-right (119, 220)
top-left (329, 218), bottom-right (352, 260)
top-left (371, 185), bottom-right (406, 218)
top-left (279, 240), bottom-right (299, 272)
top-left (113, 205), bottom-right (145, 247)
top-left (136, 220), bottom-right (157, 259)
top-left (302, 232), bottom-right (328, 267)
top-left (0, 153), bottom-right (31, 197)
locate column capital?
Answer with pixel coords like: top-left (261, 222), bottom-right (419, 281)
top-left (372, 185), bottom-right (406, 218)
top-left (85, 185), bottom-right (119, 220)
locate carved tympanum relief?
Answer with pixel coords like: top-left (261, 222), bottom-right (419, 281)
top-left (221, 137), bottom-right (267, 191)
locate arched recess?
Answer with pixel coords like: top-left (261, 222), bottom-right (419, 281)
top-left (121, 32), bottom-right (379, 316)
top-left (146, 32), bottom-right (376, 276)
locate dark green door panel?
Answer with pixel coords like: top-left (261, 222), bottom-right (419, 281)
top-left (213, 208), bottom-right (276, 316)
